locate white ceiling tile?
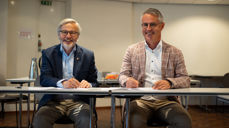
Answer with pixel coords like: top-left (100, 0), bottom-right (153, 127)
top-left (219, 0), bottom-right (229, 4)
top-left (193, 0), bottom-right (220, 4)
top-left (168, 0), bottom-right (194, 4)
top-left (141, 0), bottom-right (169, 3)
top-left (107, 0), bottom-right (229, 4)
top-left (123, 0), bottom-right (142, 2)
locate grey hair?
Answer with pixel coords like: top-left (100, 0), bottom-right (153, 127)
top-left (142, 8), bottom-right (164, 23)
top-left (57, 18), bottom-right (82, 34)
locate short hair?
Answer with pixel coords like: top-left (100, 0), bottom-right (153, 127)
top-left (142, 8), bottom-right (164, 23)
top-left (57, 18), bottom-right (82, 34)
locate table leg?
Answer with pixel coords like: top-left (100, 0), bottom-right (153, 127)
top-left (32, 94), bottom-right (37, 119)
top-left (111, 96), bottom-right (116, 128)
top-left (185, 96), bottom-right (189, 110)
top-left (19, 93), bottom-right (22, 128)
top-left (27, 93), bottom-right (30, 128)
top-left (16, 102), bottom-right (18, 128)
top-left (27, 83), bottom-right (31, 128)
top-left (89, 97), bottom-right (94, 128)
top-left (125, 98), bottom-right (130, 128)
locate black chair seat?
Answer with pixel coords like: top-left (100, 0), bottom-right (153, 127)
top-left (55, 116), bottom-right (74, 124)
top-left (0, 94), bottom-right (28, 128)
top-left (147, 119), bottom-right (168, 127)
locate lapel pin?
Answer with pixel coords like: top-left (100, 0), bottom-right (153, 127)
top-left (76, 57), bottom-right (79, 61)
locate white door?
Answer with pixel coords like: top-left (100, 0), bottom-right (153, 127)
top-left (38, 0), bottom-right (67, 57)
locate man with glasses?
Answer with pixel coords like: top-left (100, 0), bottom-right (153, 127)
top-left (119, 8), bottom-right (192, 128)
top-left (33, 18), bottom-right (98, 128)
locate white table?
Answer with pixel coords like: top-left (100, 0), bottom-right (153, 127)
top-left (5, 77), bottom-right (35, 128)
top-left (0, 86), bottom-right (110, 128)
top-left (6, 77), bottom-right (36, 84)
top-left (110, 87), bottom-right (229, 128)
top-left (2, 86), bottom-right (229, 128)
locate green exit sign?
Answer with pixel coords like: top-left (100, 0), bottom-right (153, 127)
top-left (41, 0), bottom-right (52, 6)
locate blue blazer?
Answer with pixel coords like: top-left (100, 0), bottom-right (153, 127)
top-left (39, 44), bottom-right (98, 108)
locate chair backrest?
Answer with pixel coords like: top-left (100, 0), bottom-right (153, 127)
top-left (34, 76), bottom-right (44, 101)
top-left (38, 56), bottom-right (42, 69)
top-left (34, 56), bottom-right (44, 102)
top-left (223, 73), bottom-right (229, 88)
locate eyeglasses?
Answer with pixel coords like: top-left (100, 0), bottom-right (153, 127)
top-left (59, 30), bottom-right (79, 36)
top-left (142, 22), bottom-right (161, 28)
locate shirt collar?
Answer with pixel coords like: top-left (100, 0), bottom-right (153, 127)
top-left (145, 40), bottom-right (162, 53)
top-left (60, 44), bottom-right (76, 57)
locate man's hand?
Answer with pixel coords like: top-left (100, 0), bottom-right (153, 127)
top-left (62, 78), bottom-right (80, 88)
top-left (79, 80), bottom-right (90, 88)
top-left (62, 78), bottom-right (91, 88)
top-left (126, 77), bottom-right (139, 88)
top-left (153, 80), bottom-right (171, 90)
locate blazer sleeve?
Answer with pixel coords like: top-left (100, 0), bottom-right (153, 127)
top-left (87, 52), bottom-right (98, 87)
top-left (40, 50), bottom-right (60, 87)
top-left (119, 46), bottom-right (133, 87)
top-left (166, 50), bottom-right (190, 89)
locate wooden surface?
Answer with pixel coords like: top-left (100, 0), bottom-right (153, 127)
top-left (0, 106), bottom-right (228, 128)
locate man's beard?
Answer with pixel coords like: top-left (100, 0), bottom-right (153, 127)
top-left (62, 41), bottom-right (75, 51)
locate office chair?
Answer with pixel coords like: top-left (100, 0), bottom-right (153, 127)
top-left (0, 93), bottom-right (28, 128)
top-left (0, 94), bottom-right (18, 118)
top-left (216, 73), bottom-right (229, 112)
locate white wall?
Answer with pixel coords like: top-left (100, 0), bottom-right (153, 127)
top-left (133, 4), bottom-right (229, 76)
top-left (71, 0), bottom-right (133, 72)
top-left (6, 1), bottom-right (229, 78)
top-left (0, 0), bottom-right (8, 86)
top-left (71, 1), bottom-right (229, 75)
top-left (7, 0), bottom-right (40, 78)
top-left (38, 1), bottom-right (66, 50)
top-left (6, 0), bottom-right (69, 79)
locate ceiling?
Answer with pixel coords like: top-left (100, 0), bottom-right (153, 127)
top-left (107, 0), bottom-right (229, 5)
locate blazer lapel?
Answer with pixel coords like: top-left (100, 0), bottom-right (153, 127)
top-left (139, 42), bottom-right (146, 75)
top-left (161, 41), bottom-right (170, 79)
top-left (55, 45), bottom-right (63, 79)
top-left (138, 42), bottom-right (146, 86)
top-left (73, 46), bottom-right (82, 76)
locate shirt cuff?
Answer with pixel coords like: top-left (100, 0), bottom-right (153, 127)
top-left (56, 79), bottom-right (66, 88)
top-left (89, 83), bottom-right (92, 88)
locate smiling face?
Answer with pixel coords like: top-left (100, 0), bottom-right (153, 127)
top-left (58, 23), bottom-right (80, 53)
top-left (142, 14), bottom-right (164, 45)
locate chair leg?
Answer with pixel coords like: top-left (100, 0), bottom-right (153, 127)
top-left (16, 101), bottom-right (18, 128)
top-left (1, 102), bottom-right (5, 118)
top-left (185, 96), bottom-right (189, 110)
top-left (223, 102), bottom-right (225, 113)
top-left (27, 96), bottom-right (30, 127)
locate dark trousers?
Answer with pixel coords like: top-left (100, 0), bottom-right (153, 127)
top-left (128, 99), bottom-right (192, 128)
top-left (32, 100), bottom-right (90, 128)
